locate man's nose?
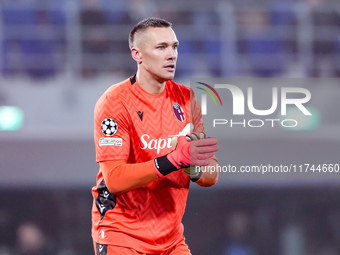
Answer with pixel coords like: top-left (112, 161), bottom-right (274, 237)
top-left (167, 48), bottom-right (177, 60)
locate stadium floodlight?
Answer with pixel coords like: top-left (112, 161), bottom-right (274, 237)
top-left (0, 106), bottom-right (24, 131)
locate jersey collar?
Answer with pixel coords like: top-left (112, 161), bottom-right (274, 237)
top-left (130, 74), bottom-right (137, 85)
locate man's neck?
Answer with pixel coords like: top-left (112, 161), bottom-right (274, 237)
top-left (135, 71), bottom-right (166, 95)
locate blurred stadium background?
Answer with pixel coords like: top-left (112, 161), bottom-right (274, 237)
top-left (1, 0), bottom-right (340, 254)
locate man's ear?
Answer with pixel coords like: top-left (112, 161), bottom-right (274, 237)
top-left (131, 48), bottom-right (142, 64)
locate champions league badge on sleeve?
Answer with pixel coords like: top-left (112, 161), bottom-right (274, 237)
top-left (101, 118), bottom-right (118, 136)
top-left (173, 103), bottom-right (185, 122)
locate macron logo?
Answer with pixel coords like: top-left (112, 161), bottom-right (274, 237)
top-left (136, 111), bottom-right (144, 121)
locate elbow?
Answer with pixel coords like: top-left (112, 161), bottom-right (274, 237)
top-left (104, 174), bottom-right (135, 195)
top-left (100, 161), bottom-right (129, 195)
top-left (102, 169), bottom-right (123, 195)
top-left (106, 183), bottom-right (121, 195)
top-left (104, 176), bottom-right (130, 195)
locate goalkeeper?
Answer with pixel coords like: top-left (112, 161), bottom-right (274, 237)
top-left (92, 17), bottom-right (219, 255)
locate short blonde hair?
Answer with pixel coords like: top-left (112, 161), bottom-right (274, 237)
top-left (129, 17), bottom-right (172, 49)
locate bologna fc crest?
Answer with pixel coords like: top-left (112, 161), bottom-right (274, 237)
top-left (173, 103), bottom-right (185, 122)
top-left (101, 118), bottom-right (118, 136)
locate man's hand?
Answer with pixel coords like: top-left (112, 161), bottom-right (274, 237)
top-left (181, 132), bottom-right (210, 179)
top-left (154, 134), bottom-right (218, 177)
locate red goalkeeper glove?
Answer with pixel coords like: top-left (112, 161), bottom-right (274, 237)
top-left (181, 132), bottom-right (210, 181)
top-left (154, 135), bottom-right (218, 176)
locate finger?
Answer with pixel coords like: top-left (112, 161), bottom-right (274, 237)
top-left (194, 151), bottom-right (216, 160)
top-left (171, 137), bottom-right (178, 149)
top-left (199, 132), bottom-right (206, 139)
top-left (192, 137), bottom-right (218, 147)
top-left (191, 144), bottom-right (219, 154)
top-left (190, 133), bottom-right (200, 141)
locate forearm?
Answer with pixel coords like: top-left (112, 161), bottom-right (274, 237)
top-left (100, 160), bottom-right (159, 194)
top-left (196, 156), bottom-right (219, 187)
top-left (100, 136), bottom-right (219, 193)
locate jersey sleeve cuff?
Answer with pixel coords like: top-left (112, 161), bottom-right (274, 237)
top-left (153, 154), bottom-right (178, 177)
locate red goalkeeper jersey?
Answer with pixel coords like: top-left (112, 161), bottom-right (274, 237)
top-left (92, 75), bottom-right (204, 253)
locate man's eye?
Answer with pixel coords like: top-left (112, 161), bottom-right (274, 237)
top-left (157, 46), bottom-right (165, 50)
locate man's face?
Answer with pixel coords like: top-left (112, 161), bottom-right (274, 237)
top-left (136, 27), bottom-right (179, 83)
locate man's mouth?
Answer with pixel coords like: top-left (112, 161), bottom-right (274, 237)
top-left (164, 64), bottom-right (176, 71)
